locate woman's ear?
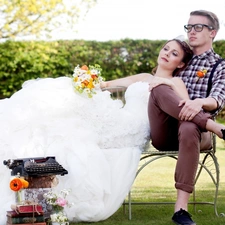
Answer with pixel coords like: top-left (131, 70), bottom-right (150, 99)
top-left (177, 62), bottom-right (185, 69)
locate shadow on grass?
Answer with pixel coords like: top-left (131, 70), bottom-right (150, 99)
top-left (71, 189), bottom-right (225, 225)
top-left (70, 147), bottom-right (225, 225)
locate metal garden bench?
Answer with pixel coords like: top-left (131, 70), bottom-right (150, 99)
top-left (103, 86), bottom-right (221, 220)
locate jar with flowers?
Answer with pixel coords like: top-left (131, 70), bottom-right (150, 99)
top-left (43, 189), bottom-right (73, 225)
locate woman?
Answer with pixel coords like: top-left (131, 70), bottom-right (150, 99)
top-left (101, 38), bottom-right (193, 99)
top-left (0, 38), bottom-right (207, 223)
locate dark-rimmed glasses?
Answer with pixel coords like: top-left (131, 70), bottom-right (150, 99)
top-left (184, 24), bottom-right (214, 33)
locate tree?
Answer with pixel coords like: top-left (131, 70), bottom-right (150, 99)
top-left (0, 0), bottom-right (97, 40)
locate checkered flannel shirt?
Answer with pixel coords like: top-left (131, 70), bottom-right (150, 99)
top-left (178, 49), bottom-right (225, 117)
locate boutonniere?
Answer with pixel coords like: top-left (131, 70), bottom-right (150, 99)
top-left (196, 69), bottom-right (207, 82)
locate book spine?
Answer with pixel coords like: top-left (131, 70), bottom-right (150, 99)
top-left (7, 212), bottom-right (44, 218)
top-left (7, 215), bottom-right (44, 224)
top-left (11, 204), bottom-right (43, 213)
top-left (19, 205), bottom-right (43, 213)
top-left (6, 222), bottom-right (46, 225)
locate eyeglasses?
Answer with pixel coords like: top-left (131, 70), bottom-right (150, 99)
top-left (184, 24), bottom-right (214, 33)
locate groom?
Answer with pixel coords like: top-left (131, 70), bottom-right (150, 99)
top-left (148, 10), bottom-right (225, 225)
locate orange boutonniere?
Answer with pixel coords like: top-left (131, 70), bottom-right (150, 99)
top-left (196, 69), bottom-right (207, 82)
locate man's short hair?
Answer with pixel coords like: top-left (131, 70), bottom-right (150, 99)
top-left (190, 10), bottom-right (220, 31)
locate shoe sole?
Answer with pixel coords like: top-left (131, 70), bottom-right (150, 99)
top-left (172, 219), bottom-right (196, 225)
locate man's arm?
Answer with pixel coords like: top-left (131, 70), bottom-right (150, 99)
top-left (178, 97), bottom-right (218, 121)
top-left (179, 61), bottom-right (225, 121)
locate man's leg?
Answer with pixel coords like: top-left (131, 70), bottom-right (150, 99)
top-left (148, 93), bottom-right (179, 150)
top-left (149, 85), bottom-right (204, 191)
top-left (175, 121), bottom-right (200, 193)
top-left (148, 85), bottom-right (211, 151)
top-left (148, 85), bottom-right (211, 224)
top-left (174, 121), bottom-right (201, 212)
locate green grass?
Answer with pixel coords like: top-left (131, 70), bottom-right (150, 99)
top-left (70, 137), bottom-right (225, 225)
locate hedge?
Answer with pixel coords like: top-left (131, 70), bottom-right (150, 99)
top-left (0, 39), bottom-right (166, 98)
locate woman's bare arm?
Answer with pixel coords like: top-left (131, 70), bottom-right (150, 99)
top-left (171, 77), bottom-right (189, 99)
top-left (101, 73), bottom-right (153, 88)
top-left (101, 73), bottom-right (189, 100)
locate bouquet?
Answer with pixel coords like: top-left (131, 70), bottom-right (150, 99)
top-left (43, 189), bottom-right (73, 212)
top-left (72, 64), bottom-right (104, 98)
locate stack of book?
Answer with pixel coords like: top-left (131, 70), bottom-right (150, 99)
top-left (7, 204), bottom-right (46, 225)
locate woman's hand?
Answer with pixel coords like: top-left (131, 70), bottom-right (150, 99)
top-left (100, 81), bottom-right (108, 89)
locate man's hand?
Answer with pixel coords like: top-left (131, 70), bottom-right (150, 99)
top-left (178, 99), bottom-right (203, 121)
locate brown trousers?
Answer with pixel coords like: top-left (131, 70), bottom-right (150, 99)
top-left (148, 85), bottom-right (212, 193)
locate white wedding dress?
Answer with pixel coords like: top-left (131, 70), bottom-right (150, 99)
top-left (0, 77), bottom-right (150, 223)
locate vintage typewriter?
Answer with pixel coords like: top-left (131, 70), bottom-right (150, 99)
top-left (3, 156), bottom-right (68, 177)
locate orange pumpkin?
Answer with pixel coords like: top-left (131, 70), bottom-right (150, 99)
top-left (10, 178), bottom-right (29, 192)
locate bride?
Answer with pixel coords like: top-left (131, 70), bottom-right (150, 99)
top-left (0, 38), bottom-right (193, 223)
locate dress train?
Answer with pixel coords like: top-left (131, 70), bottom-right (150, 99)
top-left (0, 77), bottom-right (150, 222)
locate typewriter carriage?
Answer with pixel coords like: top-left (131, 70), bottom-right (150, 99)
top-left (3, 156), bottom-right (68, 177)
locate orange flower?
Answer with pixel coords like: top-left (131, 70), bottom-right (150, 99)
top-left (91, 74), bottom-right (98, 80)
top-left (81, 80), bottom-right (89, 87)
top-left (81, 65), bottom-right (88, 71)
top-left (196, 69), bottom-right (207, 78)
top-left (10, 177), bottom-right (29, 192)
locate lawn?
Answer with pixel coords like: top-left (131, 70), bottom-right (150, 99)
top-left (71, 137), bottom-right (225, 225)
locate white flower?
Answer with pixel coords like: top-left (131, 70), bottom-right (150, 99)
top-left (50, 212), bottom-right (68, 223)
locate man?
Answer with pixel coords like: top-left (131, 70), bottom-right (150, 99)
top-left (148, 10), bottom-right (225, 225)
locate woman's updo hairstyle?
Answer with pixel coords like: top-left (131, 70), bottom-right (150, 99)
top-left (152, 38), bottom-right (193, 76)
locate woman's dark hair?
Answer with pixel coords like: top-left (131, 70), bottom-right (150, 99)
top-left (152, 39), bottom-right (193, 76)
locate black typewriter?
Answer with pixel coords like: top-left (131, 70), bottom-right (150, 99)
top-left (3, 156), bottom-right (68, 177)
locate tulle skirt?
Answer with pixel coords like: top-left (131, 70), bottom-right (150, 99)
top-left (0, 77), bottom-right (150, 222)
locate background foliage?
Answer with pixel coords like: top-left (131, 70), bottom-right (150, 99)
top-left (0, 39), bottom-right (166, 98)
top-left (0, 0), bottom-right (97, 39)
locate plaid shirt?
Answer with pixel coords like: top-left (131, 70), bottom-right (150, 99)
top-left (178, 49), bottom-right (225, 116)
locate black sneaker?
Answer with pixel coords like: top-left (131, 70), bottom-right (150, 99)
top-left (172, 208), bottom-right (196, 225)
